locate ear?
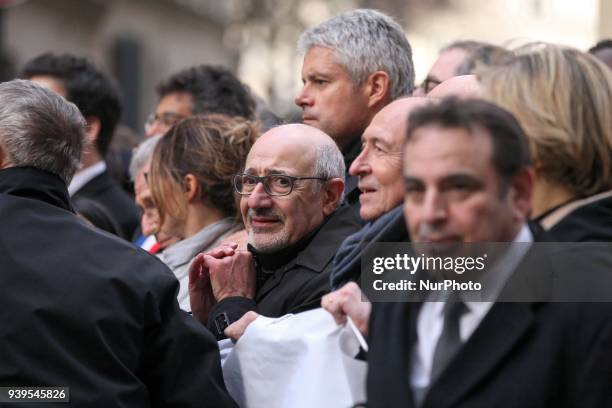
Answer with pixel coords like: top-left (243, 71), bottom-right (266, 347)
top-left (364, 71), bottom-right (391, 108)
top-left (506, 167), bottom-right (534, 223)
top-left (183, 174), bottom-right (200, 203)
top-left (84, 117), bottom-right (101, 148)
top-left (321, 178), bottom-right (345, 216)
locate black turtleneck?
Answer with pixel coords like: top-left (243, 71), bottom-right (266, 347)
top-left (342, 136), bottom-right (362, 170)
top-left (248, 220), bottom-right (324, 290)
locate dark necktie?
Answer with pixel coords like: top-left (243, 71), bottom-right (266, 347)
top-left (430, 298), bottom-right (468, 382)
top-left (413, 298), bottom-right (468, 407)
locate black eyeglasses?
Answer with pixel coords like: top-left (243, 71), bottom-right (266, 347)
top-left (144, 112), bottom-right (186, 133)
top-left (234, 173), bottom-right (327, 196)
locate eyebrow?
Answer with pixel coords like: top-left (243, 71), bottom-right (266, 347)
top-left (305, 72), bottom-right (332, 81)
top-left (439, 174), bottom-right (483, 188)
top-left (244, 168), bottom-right (291, 176)
top-left (402, 174), bottom-right (484, 189)
top-left (403, 176), bottom-right (424, 187)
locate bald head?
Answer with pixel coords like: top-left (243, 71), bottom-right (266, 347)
top-left (248, 124), bottom-right (345, 182)
top-left (240, 123), bottom-right (346, 252)
top-left (427, 75), bottom-right (483, 100)
top-left (253, 124), bottom-right (336, 161)
top-left (370, 97), bottom-right (434, 138)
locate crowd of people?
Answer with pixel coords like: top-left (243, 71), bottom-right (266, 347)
top-left (2, 7), bottom-right (612, 407)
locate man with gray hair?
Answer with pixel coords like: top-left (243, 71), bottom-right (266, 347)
top-left (188, 124), bottom-right (362, 340)
top-left (295, 8), bottom-right (415, 203)
top-left (0, 80), bottom-right (236, 407)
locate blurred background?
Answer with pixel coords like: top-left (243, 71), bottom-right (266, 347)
top-left (0, 0), bottom-right (609, 134)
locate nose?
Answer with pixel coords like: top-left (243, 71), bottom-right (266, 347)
top-left (349, 146), bottom-right (370, 177)
top-left (140, 208), bottom-right (158, 236)
top-left (247, 182), bottom-right (273, 209)
top-left (421, 189), bottom-right (448, 225)
top-left (294, 85), bottom-right (313, 109)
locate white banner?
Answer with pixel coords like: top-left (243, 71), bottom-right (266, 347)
top-left (222, 308), bottom-right (367, 408)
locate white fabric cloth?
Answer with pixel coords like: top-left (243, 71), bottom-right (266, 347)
top-left (411, 225), bottom-right (533, 388)
top-left (157, 218), bottom-right (239, 311)
top-left (68, 161), bottom-right (106, 196)
top-left (222, 308), bottom-right (367, 408)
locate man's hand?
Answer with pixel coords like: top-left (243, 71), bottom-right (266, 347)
top-left (224, 311), bottom-right (259, 342)
top-left (204, 243), bottom-right (256, 302)
top-left (188, 242), bottom-right (243, 323)
top-left (322, 282), bottom-right (371, 336)
top-left (188, 253), bottom-right (215, 324)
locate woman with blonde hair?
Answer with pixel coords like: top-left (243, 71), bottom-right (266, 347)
top-left (148, 114), bottom-right (258, 310)
top-left (480, 43), bottom-right (612, 241)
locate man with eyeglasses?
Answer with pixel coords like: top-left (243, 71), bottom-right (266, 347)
top-left (188, 124), bottom-right (362, 340)
top-left (413, 41), bottom-right (509, 96)
top-left (145, 65), bottom-right (256, 138)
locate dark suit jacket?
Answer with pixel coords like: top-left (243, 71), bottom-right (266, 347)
top-left (367, 241), bottom-right (612, 408)
top-left (207, 203), bottom-right (362, 339)
top-left (72, 168), bottom-right (139, 240)
top-left (0, 167), bottom-right (236, 408)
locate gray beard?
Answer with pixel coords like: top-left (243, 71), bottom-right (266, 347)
top-left (248, 228), bottom-right (289, 253)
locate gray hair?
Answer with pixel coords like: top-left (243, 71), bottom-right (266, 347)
top-left (297, 8), bottom-right (415, 99)
top-left (312, 142), bottom-right (346, 206)
top-left (0, 79), bottom-right (85, 183)
top-left (129, 135), bottom-right (162, 181)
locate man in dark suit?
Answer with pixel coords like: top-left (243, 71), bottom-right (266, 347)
top-left (21, 53), bottom-right (139, 240)
top-left (295, 9), bottom-right (415, 204)
top-left (0, 79), bottom-right (236, 407)
top-left (324, 98), bottom-right (612, 407)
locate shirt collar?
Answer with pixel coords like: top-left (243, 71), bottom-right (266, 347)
top-left (68, 161), bottom-right (107, 196)
top-left (464, 224), bottom-right (533, 309)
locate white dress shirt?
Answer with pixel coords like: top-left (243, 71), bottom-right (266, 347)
top-left (68, 161), bottom-right (107, 196)
top-left (410, 225), bottom-right (534, 388)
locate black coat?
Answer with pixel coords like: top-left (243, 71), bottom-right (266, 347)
top-left (72, 168), bottom-right (140, 240)
top-left (366, 238), bottom-right (612, 408)
top-left (537, 191), bottom-right (612, 242)
top-left (207, 203), bottom-right (362, 339)
top-left (0, 167), bottom-right (236, 408)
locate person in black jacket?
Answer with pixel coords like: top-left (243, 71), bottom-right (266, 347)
top-left (188, 124), bottom-right (362, 340)
top-left (324, 98), bottom-right (612, 408)
top-left (0, 79), bottom-right (236, 407)
top-left (330, 97), bottom-right (431, 289)
top-left (295, 9), bottom-right (415, 204)
top-left (21, 53), bottom-right (139, 240)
